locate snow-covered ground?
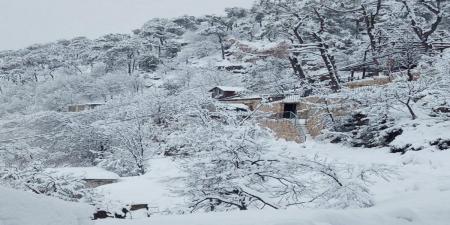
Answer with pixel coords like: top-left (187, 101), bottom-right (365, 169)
top-left (2, 138), bottom-right (449, 225)
top-left (45, 167), bottom-right (120, 180)
top-left (0, 186), bottom-right (93, 225)
top-left (95, 158), bottom-right (187, 214)
top-left (95, 176), bottom-right (450, 225)
top-left (93, 135), bottom-right (450, 225)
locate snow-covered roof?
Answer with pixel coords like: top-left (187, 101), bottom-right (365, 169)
top-left (220, 94), bottom-right (262, 101)
top-left (45, 167), bottom-right (120, 180)
top-left (68, 102), bottom-right (105, 106)
top-left (281, 95), bottom-right (303, 103)
top-left (209, 86), bottom-right (247, 92)
top-left (217, 103), bottom-right (249, 111)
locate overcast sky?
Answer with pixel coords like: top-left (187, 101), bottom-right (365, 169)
top-left (0, 0), bottom-right (254, 50)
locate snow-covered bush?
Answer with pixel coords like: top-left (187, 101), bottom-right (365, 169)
top-left (329, 112), bottom-right (403, 148)
top-left (0, 165), bottom-right (96, 202)
top-left (95, 119), bottom-right (160, 176)
top-left (171, 107), bottom-right (390, 212)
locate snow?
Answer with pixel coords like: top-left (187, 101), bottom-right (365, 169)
top-left (67, 102), bottom-right (105, 106)
top-left (95, 188), bottom-right (450, 225)
top-left (234, 39), bottom-right (285, 51)
top-left (390, 118), bottom-right (450, 150)
top-left (0, 186), bottom-right (93, 225)
top-left (45, 167), bottom-right (120, 180)
top-left (281, 94), bottom-right (304, 103)
top-left (210, 86), bottom-right (248, 92)
top-left (90, 136), bottom-right (450, 225)
top-left (1, 2), bottom-right (449, 224)
top-left (221, 94), bottom-right (262, 100)
top-left (95, 158), bottom-right (187, 213)
top-left (216, 103), bottom-right (250, 111)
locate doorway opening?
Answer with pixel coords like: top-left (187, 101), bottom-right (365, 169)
top-left (283, 103), bottom-right (297, 118)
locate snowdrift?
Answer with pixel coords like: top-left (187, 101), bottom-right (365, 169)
top-left (0, 186), bottom-right (93, 225)
top-left (96, 188), bottom-right (450, 225)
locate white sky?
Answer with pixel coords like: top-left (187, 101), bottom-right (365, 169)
top-left (0, 0), bottom-right (254, 50)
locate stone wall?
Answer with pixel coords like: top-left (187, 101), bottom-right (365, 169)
top-left (84, 179), bottom-right (118, 188)
top-left (296, 97), bottom-right (354, 138)
top-left (345, 77), bottom-right (391, 89)
top-left (259, 119), bottom-right (304, 143)
top-left (223, 96), bottom-right (353, 140)
top-left (259, 102), bottom-right (284, 114)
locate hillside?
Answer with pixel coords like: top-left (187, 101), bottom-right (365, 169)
top-left (0, 0), bottom-right (449, 224)
top-left (0, 186), bottom-right (93, 225)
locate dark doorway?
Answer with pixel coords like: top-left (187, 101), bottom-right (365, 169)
top-left (283, 103), bottom-right (297, 118)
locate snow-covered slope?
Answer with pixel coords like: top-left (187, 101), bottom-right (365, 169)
top-left (0, 186), bottom-right (93, 225)
top-left (95, 187), bottom-right (450, 225)
top-left (94, 138), bottom-right (450, 225)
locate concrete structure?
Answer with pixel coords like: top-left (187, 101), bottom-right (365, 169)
top-left (45, 167), bottom-right (120, 188)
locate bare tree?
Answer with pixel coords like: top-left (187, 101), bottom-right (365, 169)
top-left (393, 81), bottom-right (428, 120)
top-left (401, 0), bottom-right (445, 52)
top-left (311, 8), bottom-right (341, 91)
top-left (113, 119), bottom-right (155, 175)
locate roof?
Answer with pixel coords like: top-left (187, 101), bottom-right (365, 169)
top-left (68, 102), bottom-right (105, 107)
top-left (217, 103), bottom-right (250, 111)
top-left (218, 93), bottom-right (286, 102)
top-left (209, 86), bottom-right (247, 92)
top-left (45, 167), bottom-right (120, 180)
top-left (219, 94), bottom-right (262, 101)
top-left (282, 95), bottom-right (303, 103)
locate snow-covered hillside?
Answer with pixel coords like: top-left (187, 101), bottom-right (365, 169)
top-left (94, 141), bottom-right (450, 225)
top-left (89, 137), bottom-right (450, 224)
top-left (96, 194), bottom-right (450, 225)
top-left (0, 186), bottom-right (93, 225)
top-left (1, 0), bottom-right (449, 224)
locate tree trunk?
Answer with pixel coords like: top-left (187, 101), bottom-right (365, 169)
top-left (289, 23), bottom-right (307, 80)
top-left (218, 35), bottom-right (225, 60)
top-left (407, 68), bottom-right (414, 81)
top-left (405, 98), bottom-right (417, 120)
top-left (288, 56), bottom-right (306, 79)
top-left (361, 5), bottom-right (380, 71)
top-left (313, 33), bottom-right (341, 91)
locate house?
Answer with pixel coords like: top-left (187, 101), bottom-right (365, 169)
top-left (68, 103), bottom-right (104, 112)
top-left (45, 167), bottom-right (120, 188)
top-left (209, 86), bottom-right (247, 99)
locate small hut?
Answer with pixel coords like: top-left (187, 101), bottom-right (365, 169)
top-left (68, 103), bottom-right (104, 112)
top-left (208, 86), bottom-right (247, 99)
